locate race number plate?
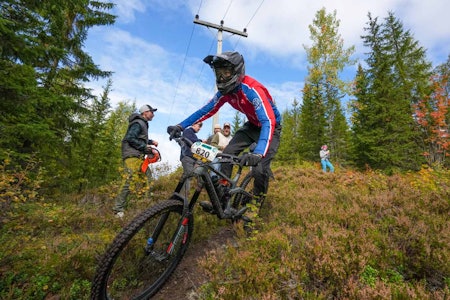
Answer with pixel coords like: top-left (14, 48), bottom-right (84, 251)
top-left (191, 142), bottom-right (218, 162)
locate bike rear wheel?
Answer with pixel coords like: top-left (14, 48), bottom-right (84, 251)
top-left (232, 171), bottom-right (255, 211)
top-left (91, 200), bottom-right (193, 300)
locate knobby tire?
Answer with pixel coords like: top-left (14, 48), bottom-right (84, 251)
top-left (232, 171), bottom-right (255, 212)
top-left (91, 200), bottom-right (193, 300)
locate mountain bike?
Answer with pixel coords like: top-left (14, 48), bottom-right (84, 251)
top-left (90, 136), bottom-right (258, 300)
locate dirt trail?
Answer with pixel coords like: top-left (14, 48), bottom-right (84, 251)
top-left (152, 226), bottom-right (236, 300)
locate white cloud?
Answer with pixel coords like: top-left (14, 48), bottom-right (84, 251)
top-left (187, 0), bottom-right (449, 64)
top-left (269, 81), bottom-right (304, 111)
top-left (114, 0), bottom-right (146, 23)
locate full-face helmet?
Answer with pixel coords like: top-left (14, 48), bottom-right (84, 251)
top-left (203, 51), bottom-right (245, 94)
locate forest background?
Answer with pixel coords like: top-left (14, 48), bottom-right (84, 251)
top-left (0, 1), bottom-right (449, 299)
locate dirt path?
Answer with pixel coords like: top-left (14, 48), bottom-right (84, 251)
top-left (152, 226), bottom-right (236, 300)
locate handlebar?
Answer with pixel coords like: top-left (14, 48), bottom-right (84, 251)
top-left (172, 135), bottom-right (243, 165)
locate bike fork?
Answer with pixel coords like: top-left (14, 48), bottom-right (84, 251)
top-left (145, 211), bottom-right (170, 254)
top-left (166, 217), bottom-right (190, 255)
top-left (144, 213), bottom-right (189, 260)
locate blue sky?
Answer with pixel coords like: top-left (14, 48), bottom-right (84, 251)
top-left (84, 0), bottom-right (450, 171)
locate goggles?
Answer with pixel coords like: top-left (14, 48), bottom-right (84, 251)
top-left (214, 67), bottom-right (233, 83)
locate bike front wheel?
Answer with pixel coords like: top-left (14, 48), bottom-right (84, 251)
top-left (91, 199), bottom-right (193, 300)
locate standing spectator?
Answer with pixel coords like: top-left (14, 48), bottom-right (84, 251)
top-left (207, 123), bottom-right (222, 144)
top-left (113, 104), bottom-right (158, 218)
top-left (210, 122), bottom-right (233, 152)
top-left (320, 144), bottom-right (334, 173)
top-left (167, 51), bottom-right (282, 220)
top-left (180, 122), bottom-right (204, 196)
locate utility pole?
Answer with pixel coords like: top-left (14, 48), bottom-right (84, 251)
top-left (193, 15), bottom-right (248, 133)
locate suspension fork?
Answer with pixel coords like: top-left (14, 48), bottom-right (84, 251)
top-left (166, 215), bottom-right (190, 255)
top-left (145, 211), bottom-right (170, 253)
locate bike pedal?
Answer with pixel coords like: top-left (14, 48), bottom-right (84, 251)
top-left (199, 201), bottom-right (216, 214)
top-left (241, 215), bottom-right (252, 223)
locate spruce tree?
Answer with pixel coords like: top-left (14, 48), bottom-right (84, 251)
top-left (0, 0), bottom-right (115, 191)
top-left (298, 82), bottom-right (326, 161)
top-left (353, 12), bottom-right (432, 172)
top-left (69, 79), bottom-right (114, 192)
top-left (278, 99), bottom-right (301, 162)
top-left (231, 111), bottom-right (245, 136)
top-left (351, 64), bottom-right (373, 168)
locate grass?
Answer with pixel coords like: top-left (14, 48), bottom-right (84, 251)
top-left (0, 164), bottom-right (449, 299)
top-left (197, 164), bottom-right (449, 299)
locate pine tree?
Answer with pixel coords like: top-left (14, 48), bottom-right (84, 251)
top-left (351, 64), bottom-right (373, 168)
top-left (0, 0), bottom-right (115, 191)
top-left (277, 99), bottom-right (301, 162)
top-left (298, 82), bottom-right (326, 161)
top-left (231, 111), bottom-right (245, 136)
top-left (69, 79), bottom-right (114, 192)
top-left (353, 12), bottom-right (432, 172)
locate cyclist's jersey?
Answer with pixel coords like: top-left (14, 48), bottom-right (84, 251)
top-left (179, 75), bottom-right (281, 156)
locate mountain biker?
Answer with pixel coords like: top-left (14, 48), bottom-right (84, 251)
top-left (167, 51), bottom-right (282, 214)
top-left (113, 104), bottom-right (158, 218)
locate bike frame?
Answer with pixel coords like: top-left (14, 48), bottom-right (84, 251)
top-left (146, 137), bottom-right (253, 257)
top-left (171, 153), bottom-right (250, 220)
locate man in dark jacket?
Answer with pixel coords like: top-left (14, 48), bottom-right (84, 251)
top-left (113, 104), bottom-right (158, 218)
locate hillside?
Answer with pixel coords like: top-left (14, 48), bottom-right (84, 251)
top-left (0, 164), bottom-right (449, 299)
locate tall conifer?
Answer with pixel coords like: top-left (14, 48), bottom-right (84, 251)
top-left (353, 12), bottom-right (431, 172)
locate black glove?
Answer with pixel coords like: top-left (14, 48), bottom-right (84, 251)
top-left (240, 153), bottom-right (262, 167)
top-left (167, 125), bottom-right (183, 140)
top-left (144, 145), bottom-right (154, 154)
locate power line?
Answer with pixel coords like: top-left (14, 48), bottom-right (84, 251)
top-left (233, 0), bottom-right (265, 49)
top-left (244, 0), bottom-right (265, 29)
top-left (196, 0), bottom-right (204, 15)
top-left (169, 0), bottom-right (264, 127)
top-left (167, 0), bottom-right (204, 126)
top-left (221, 0), bottom-right (234, 20)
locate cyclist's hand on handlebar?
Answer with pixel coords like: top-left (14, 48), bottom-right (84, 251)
top-left (167, 125), bottom-right (183, 140)
top-left (240, 153), bottom-right (262, 166)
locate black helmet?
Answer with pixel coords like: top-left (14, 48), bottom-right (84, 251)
top-left (203, 51), bottom-right (245, 94)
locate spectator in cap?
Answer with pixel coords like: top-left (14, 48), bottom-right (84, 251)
top-left (209, 122), bottom-right (233, 172)
top-left (113, 104), bottom-right (158, 218)
top-left (210, 122), bottom-right (233, 152)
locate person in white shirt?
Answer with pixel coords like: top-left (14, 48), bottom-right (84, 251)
top-left (210, 122), bottom-right (233, 152)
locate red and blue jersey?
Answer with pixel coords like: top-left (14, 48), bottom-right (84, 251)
top-left (179, 75), bottom-right (281, 156)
